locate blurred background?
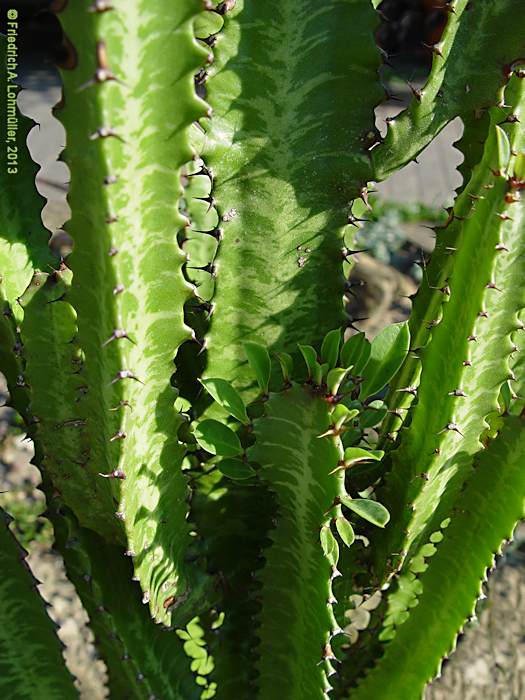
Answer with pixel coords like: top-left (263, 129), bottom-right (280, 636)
top-left (1, 2), bottom-right (524, 698)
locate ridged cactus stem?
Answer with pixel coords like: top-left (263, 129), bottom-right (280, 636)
top-left (362, 73), bottom-right (525, 660)
top-left (372, 0), bottom-right (525, 181)
top-left (56, 0), bottom-right (212, 624)
top-left (200, 0), bottom-right (383, 395)
top-left (351, 415), bottom-right (525, 699)
top-left (250, 384), bottom-right (345, 699)
top-left (0, 509), bottom-right (77, 699)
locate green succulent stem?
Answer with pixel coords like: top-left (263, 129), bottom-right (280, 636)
top-left (201, 0), bottom-right (383, 396)
top-left (0, 509), bottom-right (77, 699)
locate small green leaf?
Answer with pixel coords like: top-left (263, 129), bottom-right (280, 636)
top-left (499, 380), bottom-right (512, 413)
top-left (194, 420), bottom-right (243, 457)
top-left (200, 378), bottom-right (249, 424)
top-left (321, 329), bottom-right (341, 369)
top-left (174, 396), bottom-right (192, 413)
top-left (342, 428), bottom-right (363, 448)
top-left (335, 517), bottom-right (355, 547)
top-left (244, 341), bottom-right (271, 394)
top-left (217, 458), bottom-right (256, 480)
top-left (320, 525), bottom-right (339, 566)
top-left (360, 322), bottom-right (410, 400)
top-left (313, 361), bottom-right (324, 386)
top-left (360, 400), bottom-right (388, 429)
top-left (494, 124), bottom-right (511, 171)
top-left (298, 344), bottom-right (318, 378)
top-left (340, 332), bottom-right (371, 375)
top-left (340, 497), bottom-right (390, 528)
top-left (331, 404), bottom-right (359, 429)
top-left (275, 352), bottom-right (293, 383)
top-left (515, 152), bottom-right (525, 179)
top-left (326, 367), bottom-right (350, 395)
top-left (344, 447), bottom-right (384, 465)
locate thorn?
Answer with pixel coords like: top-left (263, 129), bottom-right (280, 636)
top-left (448, 389), bottom-right (467, 397)
top-left (344, 279), bottom-right (366, 292)
top-left (462, 359), bottom-right (472, 366)
top-left (495, 212), bottom-right (512, 221)
top-left (102, 329), bottom-right (134, 346)
top-left (88, 0), bottom-right (114, 10)
top-left (99, 469), bottom-right (126, 479)
top-left (468, 193), bottom-right (484, 201)
top-left (322, 643), bottom-right (337, 662)
top-left (187, 163), bottom-right (213, 179)
top-left (194, 195), bottom-right (215, 213)
top-left (425, 319), bottom-right (440, 329)
top-left (193, 226), bottom-right (223, 241)
top-left (485, 281), bottom-right (501, 291)
top-left (429, 283), bottom-right (450, 296)
top-left (498, 114), bottom-right (520, 125)
top-left (440, 422), bottom-right (464, 437)
top-left (105, 214), bottom-right (118, 224)
top-left (477, 310), bottom-right (489, 318)
top-left (108, 246), bottom-right (119, 257)
top-left (113, 283), bottom-right (125, 295)
top-left (111, 370), bottom-right (144, 385)
top-left (422, 42), bottom-right (443, 57)
top-left (89, 126), bottom-right (124, 142)
top-left (331, 565), bottom-right (342, 580)
top-left (115, 511), bottom-right (125, 521)
top-left (342, 247), bottom-right (368, 259)
top-left (359, 187), bottom-right (371, 210)
top-left (495, 243), bottom-right (509, 252)
top-left (214, 0), bottom-right (236, 14)
top-left (346, 316), bottom-right (369, 332)
top-left (109, 430), bottom-right (127, 442)
top-left (397, 386), bottom-right (417, 396)
top-left (197, 338), bottom-right (208, 356)
top-left (407, 81), bottom-right (423, 101)
top-left (110, 400), bottom-right (133, 412)
top-left (467, 335), bottom-right (478, 342)
top-left (194, 68), bottom-right (208, 86)
top-left (77, 41), bottom-right (125, 92)
top-left (103, 174), bottom-right (118, 186)
top-left (347, 215), bottom-right (370, 227)
top-left (188, 262), bottom-right (217, 277)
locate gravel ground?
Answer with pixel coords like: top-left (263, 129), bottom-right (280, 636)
top-left (0, 401), bottom-right (107, 699)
